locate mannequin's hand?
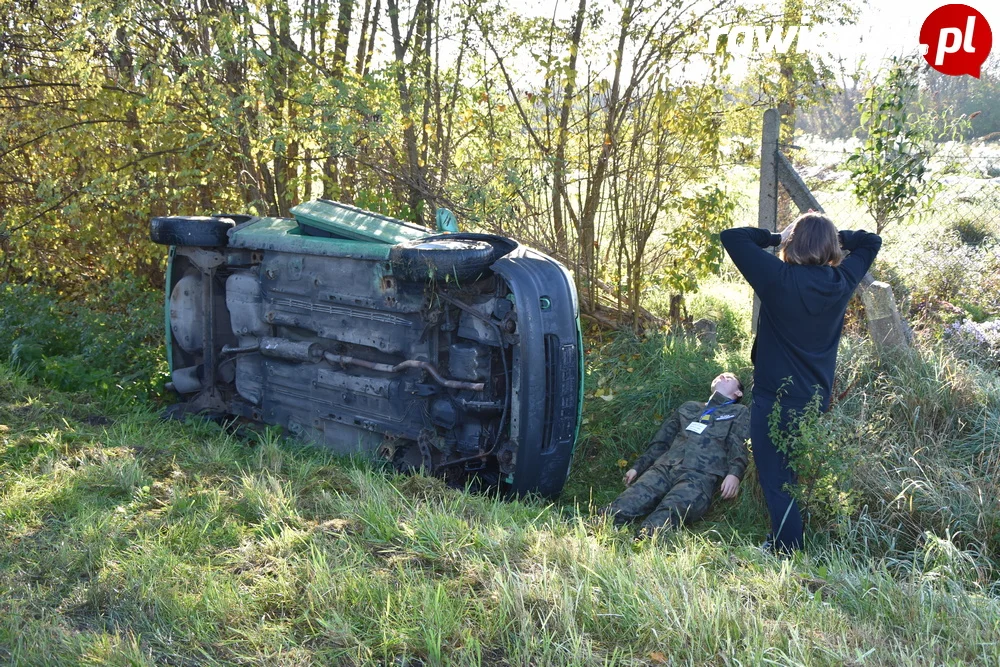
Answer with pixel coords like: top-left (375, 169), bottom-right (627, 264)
top-left (720, 474), bottom-right (740, 499)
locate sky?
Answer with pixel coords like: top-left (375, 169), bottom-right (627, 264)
top-left (501, 0), bottom-right (999, 78)
top-left (363, 0), bottom-right (999, 89)
top-left (829, 0), bottom-right (997, 69)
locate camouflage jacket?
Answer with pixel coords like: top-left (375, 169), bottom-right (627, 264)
top-left (631, 392), bottom-right (750, 479)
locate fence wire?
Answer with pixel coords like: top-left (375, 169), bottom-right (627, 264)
top-left (790, 142), bottom-right (998, 239)
top-left (778, 138), bottom-right (1000, 357)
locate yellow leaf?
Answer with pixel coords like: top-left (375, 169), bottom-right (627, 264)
top-left (626, 367), bottom-right (634, 373)
top-left (650, 652), bottom-right (667, 664)
top-left (617, 459), bottom-right (628, 468)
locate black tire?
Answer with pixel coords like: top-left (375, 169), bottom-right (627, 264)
top-left (150, 216), bottom-right (234, 247)
top-left (389, 237), bottom-right (497, 282)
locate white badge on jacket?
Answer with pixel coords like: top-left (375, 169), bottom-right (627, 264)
top-left (686, 422), bottom-right (707, 434)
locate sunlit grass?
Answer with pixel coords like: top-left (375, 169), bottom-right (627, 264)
top-left (3, 320), bottom-right (1000, 664)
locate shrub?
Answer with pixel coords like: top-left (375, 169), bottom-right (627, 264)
top-left (948, 216), bottom-right (997, 246)
top-left (882, 231), bottom-right (1000, 323)
top-left (0, 279), bottom-right (166, 397)
top-left (768, 389), bottom-right (860, 531)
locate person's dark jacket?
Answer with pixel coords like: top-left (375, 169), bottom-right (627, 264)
top-left (719, 227), bottom-right (882, 406)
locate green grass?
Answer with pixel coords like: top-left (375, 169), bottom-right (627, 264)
top-left (2, 252), bottom-right (1000, 663)
top-left (3, 328), bottom-right (1000, 664)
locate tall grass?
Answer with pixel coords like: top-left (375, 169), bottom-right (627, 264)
top-left (830, 338), bottom-right (1000, 570)
top-left (3, 364), bottom-right (1000, 665)
top-left (2, 262), bottom-right (1000, 662)
top-left (0, 280), bottom-right (165, 397)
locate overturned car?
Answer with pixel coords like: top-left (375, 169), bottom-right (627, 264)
top-left (151, 200), bottom-right (582, 497)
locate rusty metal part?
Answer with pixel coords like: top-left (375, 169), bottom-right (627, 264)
top-left (417, 429), bottom-right (436, 473)
top-left (322, 352), bottom-right (485, 391)
top-left (259, 337), bottom-right (323, 362)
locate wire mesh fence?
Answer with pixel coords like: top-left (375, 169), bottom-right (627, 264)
top-left (793, 139), bottom-right (1000, 245)
top-left (777, 135), bottom-right (1000, 359)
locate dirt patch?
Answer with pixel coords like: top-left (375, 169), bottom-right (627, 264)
top-left (311, 518), bottom-right (361, 535)
top-left (82, 415), bottom-right (113, 427)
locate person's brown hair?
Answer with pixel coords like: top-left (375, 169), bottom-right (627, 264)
top-left (779, 213), bottom-right (843, 267)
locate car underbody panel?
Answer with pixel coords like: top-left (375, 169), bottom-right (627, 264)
top-left (155, 200), bottom-right (582, 497)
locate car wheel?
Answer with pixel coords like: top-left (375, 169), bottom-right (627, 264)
top-left (389, 237), bottom-right (497, 282)
top-left (150, 216), bottom-right (234, 247)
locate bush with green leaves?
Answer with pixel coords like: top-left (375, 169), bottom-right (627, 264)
top-left (0, 280), bottom-right (165, 397)
top-left (847, 56), bottom-right (969, 234)
top-left (768, 389), bottom-right (861, 532)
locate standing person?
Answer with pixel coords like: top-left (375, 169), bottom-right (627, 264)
top-left (720, 213), bottom-right (881, 553)
top-left (605, 373), bottom-right (750, 537)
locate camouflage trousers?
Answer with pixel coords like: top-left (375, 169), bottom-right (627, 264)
top-left (606, 465), bottom-right (719, 531)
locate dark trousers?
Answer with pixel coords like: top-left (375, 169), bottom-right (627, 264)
top-left (750, 393), bottom-right (807, 552)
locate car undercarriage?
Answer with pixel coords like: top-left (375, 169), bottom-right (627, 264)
top-left (154, 200), bottom-right (582, 498)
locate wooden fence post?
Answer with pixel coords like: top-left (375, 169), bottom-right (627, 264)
top-left (860, 281), bottom-right (908, 349)
top-left (752, 109), bottom-right (909, 349)
top-left (754, 109), bottom-right (780, 335)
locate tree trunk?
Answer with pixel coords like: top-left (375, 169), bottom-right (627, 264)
top-left (304, 148), bottom-right (313, 201)
top-left (343, 0), bottom-right (380, 202)
top-left (266, 3), bottom-right (293, 215)
top-left (551, 0), bottom-right (586, 256)
top-left (387, 0), bottom-right (428, 223)
top-left (578, 0), bottom-right (630, 312)
top-left (213, 2), bottom-right (265, 210)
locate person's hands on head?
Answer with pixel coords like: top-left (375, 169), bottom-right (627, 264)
top-left (623, 469), bottom-right (638, 486)
top-left (720, 474), bottom-right (740, 499)
top-left (779, 220), bottom-right (796, 246)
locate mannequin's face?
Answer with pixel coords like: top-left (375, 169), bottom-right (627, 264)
top-left (711, 374), bottom-right (742, 401)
